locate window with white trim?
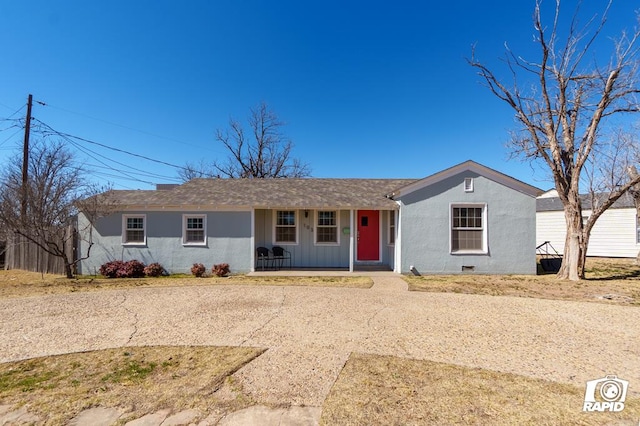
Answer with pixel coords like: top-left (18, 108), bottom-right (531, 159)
top-left (275, 210), bottom-right (297, 244)
top-left (316, 210), bottom-right (338, 244)
top-left (183, 214), bottom-right (206, 245)
top-left (123, 215), bottom-right (146, 245)
top-left (388, 211), bottom-right (396, 245)
top-left (451, 205), bottom-right (486, 253)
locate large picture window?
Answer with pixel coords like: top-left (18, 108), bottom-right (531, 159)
top-left (275, 210), bottom-right (297, 244)
top-left (123, 215), bottom-right (146, 245)
top-left (183, 214), bottom-right (206, 245)
top-left (451, 205), bottom-right (486, 253)
top-left (316, 210), bottom-right (338, 244)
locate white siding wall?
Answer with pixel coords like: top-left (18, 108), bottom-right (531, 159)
top-left (536, 211), bottom-right (566, 254)
top-left (537, 208), bottom-right (640, 258)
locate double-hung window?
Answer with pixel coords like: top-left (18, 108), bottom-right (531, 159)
top-left (183, 215), bottom-right (206, 245)
top-left (316, 210), bottom-right (338, 244)
top-left (123, 215), bottom-right (146, 245)
top-left (275, 210), bottom-right (297, 244)
top-left (451, 204), bottom-right (486, 253)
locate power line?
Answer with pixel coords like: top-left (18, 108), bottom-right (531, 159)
top-left (86, 163), bottom-right (183, 182)
top-left (59, 130), bottom-right (179, 185)
top-left (0, 127), bottom-right (24, 148)
top-left (61, 131), bottom-right (182, 183)
top-left (0, 101), bottom-right (26, 118)
top-left (4, 101), bottom-right (224, 186)
top-left (39, 101), bottom-right (213, 152)
top-left (32, 118), bottom-right (187, 171)
top-left (66, 138), bottom-right (159, 186)
top-left (29, 118), bottom-right (219, 186)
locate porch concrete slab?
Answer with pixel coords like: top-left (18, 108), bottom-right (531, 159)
top-left (217, 405), bottom-right (321, 426)
top-left (248, 269), bottom-right (400, 277)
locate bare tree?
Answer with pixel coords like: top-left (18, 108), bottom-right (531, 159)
top-left (177, 159), bottom-right (216, 181)
top-left (213, 102), bottom-right (311, 178)
top-left (0, 140), bottom-right (111, 278)
top-left (469, 0), bottom-right (640, 280)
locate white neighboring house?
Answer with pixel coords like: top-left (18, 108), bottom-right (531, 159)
top-left (536, 189), bottom-right (640, 258)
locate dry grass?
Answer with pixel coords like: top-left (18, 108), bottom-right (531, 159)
top-left (0, 346), bottom-right (264, 424)
top-left (321, 353), bottom-right (640, 425)
top-left (0, 271), bottom-right (372, 299)
top-left (405, 258), bottom-right (640, 306)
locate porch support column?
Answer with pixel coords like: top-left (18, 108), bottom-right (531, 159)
top-left (250, 208), bottom-right (255, 272)
top-left (394, 202), bottom-right (401, 273)
top-left (349, 209), bottom-right (354, 272)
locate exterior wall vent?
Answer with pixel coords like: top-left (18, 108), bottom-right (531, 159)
top-left (464, 178), bottom-right (474, 192)
top-left (461, 265), bottom-right (475, 272)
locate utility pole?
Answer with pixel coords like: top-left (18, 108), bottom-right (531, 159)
top-left (21, 94), bottom-right (33, 220)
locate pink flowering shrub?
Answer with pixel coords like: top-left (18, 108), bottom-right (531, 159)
top-left (144, 262), bottom-right (166, 277)
top-left (99, 260), bottom-right (145, 278)
top-left (212, 263), bottom-right (230, 277)
top-left (191, 263), bottom-right (206, 277)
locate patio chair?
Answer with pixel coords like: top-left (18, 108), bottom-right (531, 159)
top-left (256, 246), bottom-right (273, 271)
top-left (271, 246), bottom-right (291, 270)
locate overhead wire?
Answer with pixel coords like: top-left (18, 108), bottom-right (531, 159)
top-left (31, 118), bottom-right (201, 184)
top-left (33, 118), bottom-right (188, 171)
top-left (0, 101), bottom-right (26, 119)
top-left (0, 127), bottom-right (24, 148)
top-left (50, 130), bottom-right (167, 186)
top-left (87, 163), bottom-right (183, 182)
top-left (40, 101), bottom-right (214, 152)
top-left (1, 99), bottom-right (220, 186)
top-left (66, 138), bottom-right (159, 186)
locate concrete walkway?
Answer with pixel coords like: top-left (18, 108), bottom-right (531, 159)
top-left (0, 274), bottom-right (637, 425)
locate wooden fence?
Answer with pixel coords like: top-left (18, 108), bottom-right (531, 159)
top-left (4, 226), bottom-right (77, 275)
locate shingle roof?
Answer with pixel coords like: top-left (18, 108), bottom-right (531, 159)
top-left (536, 192), bottom-right (637, 212)
top-left (106, 178), bottom-right (418, 210)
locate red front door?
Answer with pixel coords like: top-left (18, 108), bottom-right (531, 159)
top-left (357, 210), bottom-right (379, 261)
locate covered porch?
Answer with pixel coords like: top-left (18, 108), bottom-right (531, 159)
top-left (250, 208), bottom-right (398, 272)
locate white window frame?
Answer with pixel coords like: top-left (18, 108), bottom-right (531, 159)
top-left (450, 203), bottom-right (487, 254)
top-left (387, 210), bottom-right (396, 246)
top-left (182, 214), bottom-right (207, 246)
top-left (314, 210), bottom-right (340, 246)
top-left (122, 214), bottom-right (146, 246)
top-left (273, 210), bottom-right (298, 245)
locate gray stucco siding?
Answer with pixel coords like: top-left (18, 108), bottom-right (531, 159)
top-left (398, 172), bottom-right (536, 274)
top-left (78, 210), bottom-right (252, 275)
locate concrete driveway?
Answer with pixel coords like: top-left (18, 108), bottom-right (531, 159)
top-left (0, 275), bottom-right (638, 416)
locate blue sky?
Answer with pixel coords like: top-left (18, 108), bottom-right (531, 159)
top-left (1, 1), bottom-right (638, 190)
